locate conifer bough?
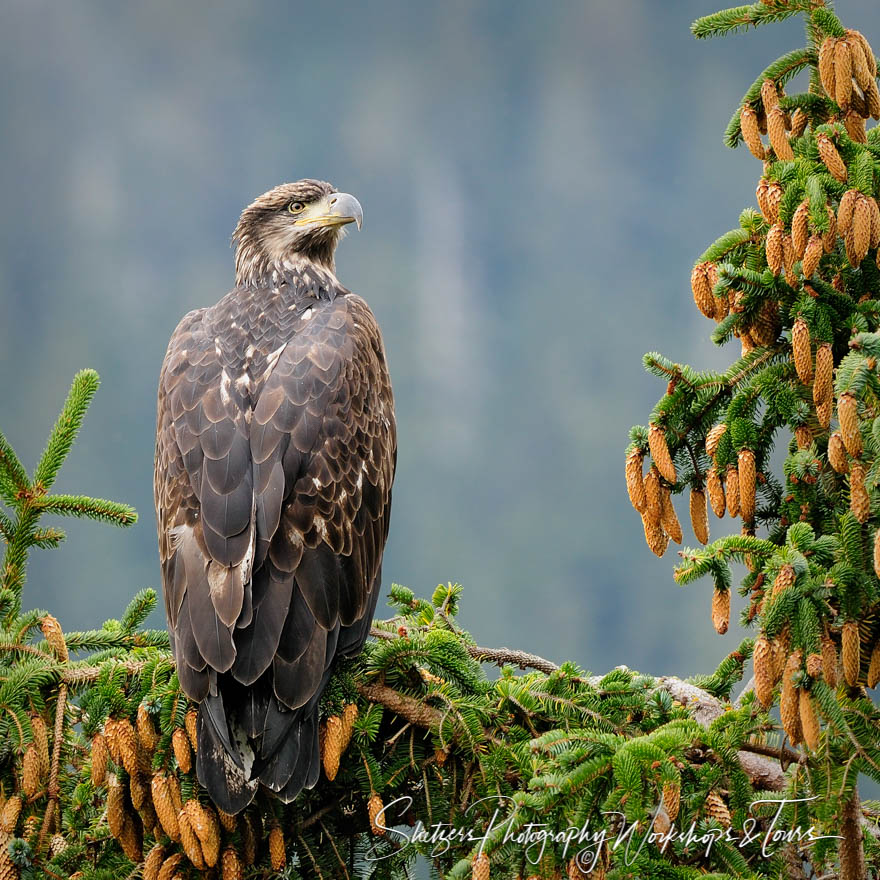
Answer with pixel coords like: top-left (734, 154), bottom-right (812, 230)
top-left (629, 2), bottom-right (880, 878)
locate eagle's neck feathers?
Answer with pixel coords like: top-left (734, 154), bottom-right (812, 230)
top-left (234, 245), bottom-right (341, 294)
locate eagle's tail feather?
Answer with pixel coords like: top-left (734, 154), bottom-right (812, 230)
top-left (259, 703), bottom-right (321, 802)
top-left (195, 700), bottom-right (258, 815)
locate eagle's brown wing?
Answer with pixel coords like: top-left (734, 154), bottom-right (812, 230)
top-left (155, 291), bottom-right (395, 811)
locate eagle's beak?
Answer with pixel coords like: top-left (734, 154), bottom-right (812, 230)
top-left (295, 192), bottom-right (363, 230)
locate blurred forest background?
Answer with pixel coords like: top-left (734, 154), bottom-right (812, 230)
top-left (4, 0), bottom-right (880, 682)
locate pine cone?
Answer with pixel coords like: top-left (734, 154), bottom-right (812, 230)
top-left (706, 468), bottom-right (726, 518)
top-left (780, 651), bottom-right (803, 745)
top-left (705, 791), bottom-right (731, 828)
top-left (119, 813), bottom-right (143, 863)
top-left (21, 745), bottom-right (40, 798)
top-left (821, 632), bottom-right (839, 689)
top-left (689, 488), bottom-right (709, 545)
top-left (795, 425), bottom-right (812, 450)
top-left (828, 432), bottom-right (849, 474)
top-left (643, 465), bottom-right (663, 526)
top-left (269, 824), bottom-right (286, 871)
top-left (185, 710), bottom-right (198, 753)
top-left (711, 589), bottom-right (730, 635)
top-left (625, 449), bottom-right (647, 513)
top-left (816, 396), bottom-right (832, 431)
top-left (659, 487), bottom-right (682, 544)
top-left (178, 808), bottom-right (207, 870)
top-left (790, 107), bottom-right (808, 138)
top-left (842, 620), bottom-right (861, 686)
top-left (799, 689), bottom-right (821, 750)
top-left (767, 109), bottom-right (792, 160)
top-left (802, 234), bottom-right (824, 278)
top-left (662, 780), bottom-right (680, 822)
top-left (806, 652), bottom-right (824, 680)
top-left (151, 773), bottom-right (181, 842)
top-left (838, 188), bottom-right (860, 238)
top-left (368, 793), bottom-right (386, 836)
top-left (753, 636), bottom-right (775, 708)
top-left (792, 200), bottom-right (810, 257)
top-left (705, 423), bottom-right (727, 458)
top-left (765, 223), bottom-right (784, 275)
top-left (48, 834), bottom-right (67, 858)
top-left (817, 133), bottom-right (848, 183)
top-left (184, 800), bottom-right (220, 868)
top-left (850, 195), bottom-right (873, 265)
top-left (838, 392), bottom-right (862, 457)
top-left (136, 705), bottom-right (159, 755)
top-left (791, 317), bottom-right (812, 384)
top-left (110, 718), bottom-right (145, 777)
top-left (726, 466), bottom-right (740, 518)
top-left (867, 78), bottom-right (880, 119)
top-left (740, 106), bottom-right (766, 159)
top-left (834, 38), bottom-right (853, 109)
top-left (813, 343), bottom-right (833, 409)
top-left (473, 852), bottom-right (491, 880)
top-left (738, 449), bottom-right (756, 523)
top-left (172, 728), bottom-right (192, 774)
top-left (756, 179), bottom-right (771, 220)
top-left (641, 513), bottom-right (668, 558)
top-left (157, 853), bottom-right (184, 880)
top-left (107, 774), bottom-right (127, 839)
top-left (849, 33), bottom-right (873, 92)
top-left (691, 263), bottom-right (716, 319)
top-left (772, 564), bottom-right (795, 596)
top-left (144, 844), bottom-right (165, 880)
top-left (648, 424), bottom-right (676, 483)
top-left (844, 109), bottom-right (867, 143)
top-left (221, 846), bottom-right (243, 880)
top-left (29, 716), bottom-right (49, 780)
top-left (866, 640), bottom-right (880, 689)
top-left (129, 773), bottom-right (149, 812)
top-left (818, 36), bottom-right (837, 98)
top-left (849, 461), bottom-right (870, 523)
top-left (40, 614), bottom-right (68, 662)
top-left (217, 808), bottom-right (236, 833)
top-left (322, 715), bottom-right (345, 781)
top-left (0, 797), bottom-right (21, 834)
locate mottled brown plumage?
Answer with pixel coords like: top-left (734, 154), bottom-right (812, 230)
top-left (154, 180), bottom-right (395, 813)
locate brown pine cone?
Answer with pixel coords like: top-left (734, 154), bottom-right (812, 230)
top-left (851, 195), bottom-right (873, 265)
top-left (838, 392), bottom-right (862, 457)
top-left (643, 466), bottom-right (662, 527)
top-left (322, 715), bottom-right (345, 781)
top-left (107, 774), bottom-right (127, 839)
top-left (151, 773), bottom-right (181, 842)
top-left (799, 689), bottom-right (821, 750)
top-left (792, 200), bottom-right (810, 257)
top-left (269, 824), bottom-right (286, 871)
top-left (691, 262), bottom-right (716, 319)
top-left (726, 466), bottom-right (740, 518)
top-left (772, 564), bottom-right (796, 596)
top-left (648, 424), bottom-right (676, 484)
top-left (740, 106), bottom-right (766, 159)
top-left (690, 488), bottom-right (709, 545)
top-left (705, 791), bottom-right (731, 828)
top-left (838, 189), bottom-right (860, 237)
top-left (118, 813), bottom-right (143, 863)
top-left (221, 846), bottom-right (243, 880)
top-left (0, 797), bottom-right (21, 834)
top-left (172, 728), bottom-right (192, 775)
top-left (754, 635), bottom-right (775, 708)
top-left (738, 449), bottom-right (756, 523)
top-left (473, 852), bottom-right (491, 880)
top-left (29, 716), bottom-right (49, 779)
top-left (711, 588), bottom-right (730, 635)
top-left (791, 107), bottom-right (808, 138)
top-left (21, 745), bottom-right (40, 798)
top-left (184, 800), bottom-right (220, 868)
top-left (705, 423), bottom-right (727, 458)
top-left (818, 36), bottom-right (837, 98)
top-left (842, 620), bottom-right (861, 686)
top-left (662, 780), bottom-right (681, 822)
top-left (756, 178), bottom-right (772, 220)
top-left (834, 38), bottom-right (853, 109)
top-left (642, 513), bottom-right (668, 558)
top-left (185, 710), bottom-right (199, 753)
top-left (368, 793), bottom-right (386, 836)
top-left (625, 449), bottom-right (647, 513)
top-left (780, 651), bottom-right (803, 745)
top-left (828, 432), bottom-right (849, 474)
top-left (706, 468), bottom-right (726, 518)
top-left (817, 133), bottom-right (848, 183)
top-left (866, 79), bottom-right (880, 119)
top-left (806, 652), bottom-right (824, 680)
top-left (40, 614), bottom-right (68, 662)
top-left (867, 640), bottom-right (880, 689)
top-left (816, 396), bottom-right (832, 431)
top-left (849, 461), bottom-right (870, 523)
top-left (178, 808), bottom-right (207, 870)
top-left (90, 732), bottom-right (108, 787)
top-left (143, 844), bottom-right (165, 880)
top-left (849, 33), bottom-right (874, 91)
top-left (217, 808), bottom-right (236, 833)
top-left (659, 487), bottom-right (682, 544)
top-left (136, 705), bottom-right (159, 755)
top-left (795, 425), bottom-right (812, 450)
top-left (844, 109), bottom-right (867, 143)
top-left (802, 234), bottom-right (824, 278)
top-left (812, 343), bottom-right (833, 409)
top-left (765, 223), bottom-right (784, 275)
top-left (767, 108), bottom-right (793, 160)
top-left (791, 317), bottom-right (812, 384)
top-left (157, 854), bottom-right (184, 880)
top-left (821, 632), bottom-right (839, 689)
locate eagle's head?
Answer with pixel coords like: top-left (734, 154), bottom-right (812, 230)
top-left (232, 179), bottom-right (363, 285)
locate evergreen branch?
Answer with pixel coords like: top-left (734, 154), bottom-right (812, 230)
top-left (33, 369), bottom-right (100, 491)
top-left (0, 429), bottom-right (30, 503)
top-left (35, 494), bottom-right (137, 527)
top-left (0, 511), bottom-right (12, 543)
top-left (723, 48), bottom-right (816, 149)
top-left (692, 3), bottom-right (811, 40)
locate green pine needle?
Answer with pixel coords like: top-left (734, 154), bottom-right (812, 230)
top-left (36, 493), bottom-right (137, 527)
top-left (692, 3), bottom-right (810, 40)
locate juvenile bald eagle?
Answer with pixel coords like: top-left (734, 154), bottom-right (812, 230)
top-left (154, 180), bottom-right (395, 813)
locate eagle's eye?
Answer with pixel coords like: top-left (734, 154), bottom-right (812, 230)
top-left (288, 201), bottom-right (306, 215)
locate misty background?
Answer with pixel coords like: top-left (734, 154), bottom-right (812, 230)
top-left (3, 1), bottom-right (880, 684)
